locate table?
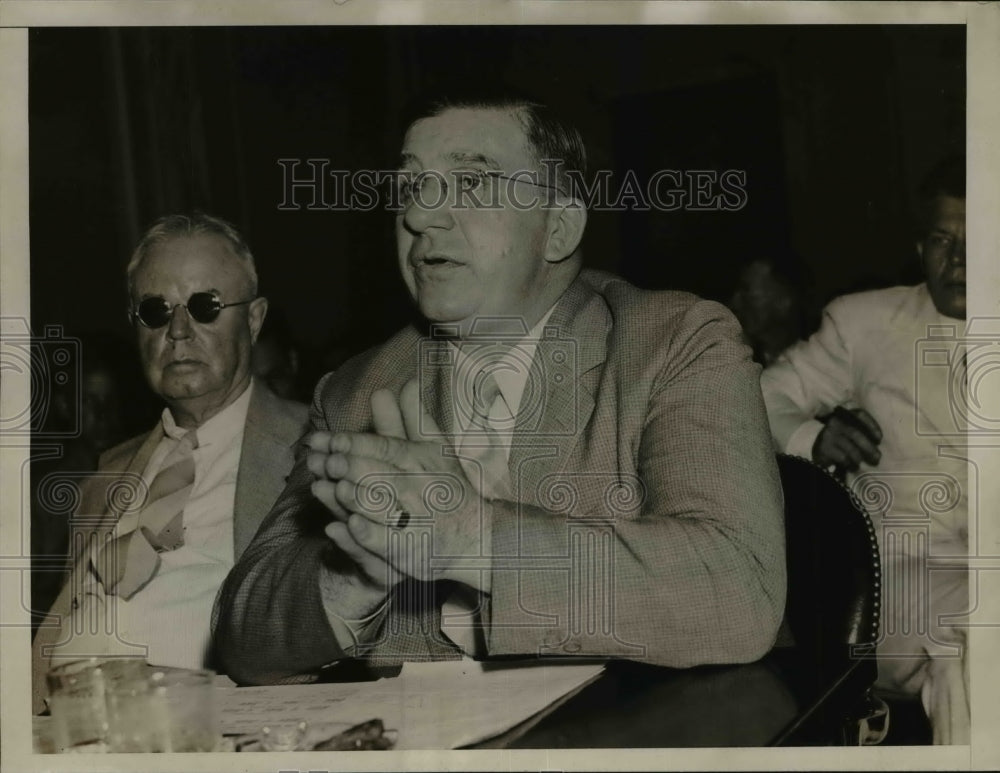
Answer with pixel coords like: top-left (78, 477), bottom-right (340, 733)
top-left (476, 647), bottom-right (877, 747)
top-left (33, 647), bottom-right (877, 751)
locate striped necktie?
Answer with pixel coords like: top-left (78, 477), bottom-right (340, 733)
top-left (93, 430), bottom-right (198, 599)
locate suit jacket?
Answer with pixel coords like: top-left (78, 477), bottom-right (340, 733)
top-left (761, 283), bottom-right (968, 554)
top-left (31, 381), bottom-right (308, 712)
top-left (214, 271), bottom-right (787, 685)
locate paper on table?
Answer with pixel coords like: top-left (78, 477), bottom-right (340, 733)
top-left (217, 659), bottom-right (604, 749)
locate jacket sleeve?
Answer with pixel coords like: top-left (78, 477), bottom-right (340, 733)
top-left (761, 298), bottom-right (856, 459)
top-left (212, 373), bottom-right (350, 685)
top-left (487, 302), bottom-right (787, 665)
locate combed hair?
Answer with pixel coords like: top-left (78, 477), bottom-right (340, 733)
top-left (402, 87), bottom-right (588, 201)
top-left (126, 212), bottom-right (258, 299)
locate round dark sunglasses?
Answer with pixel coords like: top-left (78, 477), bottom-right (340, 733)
top-left (130, 292), bottom-right (256, 329)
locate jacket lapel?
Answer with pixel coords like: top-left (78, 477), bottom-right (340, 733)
top-left (509, 275), bottom-right (610, 507)
top-left (69, 427), bottom-right (161, 563)
top-left (233, 383), bottom-right (302, 560)
top-left (420, 334), bottom-right (458, 443)
top-left (32, 422), bottom-right (161, 714)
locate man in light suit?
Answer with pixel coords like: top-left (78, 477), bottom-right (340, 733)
top-left (761, 156), bottom-right (969, 743)
top-left (213, 93), bottom-right (785, 684)
top-left (32, 213), bottom-right (308, 712)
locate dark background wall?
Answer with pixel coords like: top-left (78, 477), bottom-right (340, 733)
top-left (29, 25), bottom-right (965, 402)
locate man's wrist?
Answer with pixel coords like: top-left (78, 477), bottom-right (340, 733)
top-left (318, 568), bottom-right (389, 654)
top-left (787, 419), bottom-right (826, 461)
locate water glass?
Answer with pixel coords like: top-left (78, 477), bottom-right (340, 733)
top-left (46, 657), bottom-right (148, 753)
top-left (147, 668), bottom-right (219, 752)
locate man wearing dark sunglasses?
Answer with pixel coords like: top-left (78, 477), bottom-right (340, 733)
top-left (32, 213), bottom-right (308, 713)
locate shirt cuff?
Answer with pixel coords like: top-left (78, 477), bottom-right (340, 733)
top-left (785, 419), bottom-right (826, 461)
top-left (322, 597), bottom-right (390, 656)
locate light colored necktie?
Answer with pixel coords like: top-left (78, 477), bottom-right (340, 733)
top-left (456, 367), bottom-right (514, 500)
top-left (444, 366), bottom-right (514, 655)
top-left (93, 430), bottom-right (198, 599)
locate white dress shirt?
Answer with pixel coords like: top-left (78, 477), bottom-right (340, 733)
top-left (53, 382), bottom-right (252, 669)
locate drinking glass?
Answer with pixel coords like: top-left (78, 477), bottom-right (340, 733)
top-left (46, 657), bottom-right (147, 753)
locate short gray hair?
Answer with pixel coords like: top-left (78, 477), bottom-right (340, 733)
top-left (126, 213), bottom-right (258, 300)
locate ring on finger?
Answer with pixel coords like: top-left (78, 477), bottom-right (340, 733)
top-left (389, 507), bottom-right (410, 529)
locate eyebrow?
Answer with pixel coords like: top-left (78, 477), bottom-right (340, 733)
top-left (395, 151), bottom-right (503, 170)
top-left (446, 151), bottom-right (502, 169)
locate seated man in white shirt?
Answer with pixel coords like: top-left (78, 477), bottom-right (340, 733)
top-left (760, 155), bottom-right (969, 743)
top-left (32, 213), bottom-right (308, 713)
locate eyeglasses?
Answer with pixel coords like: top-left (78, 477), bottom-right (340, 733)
top-left (392, 169), bottom-right (565, 210)
top-left (129, 292), bottom-right (256, 329)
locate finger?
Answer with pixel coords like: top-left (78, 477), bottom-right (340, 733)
top-left (829, 432), bottom-right (879, 472)
top-left (814, 427), bottom-right (864, 470)
top-left (831, 406), bottom-right (881, 445)
top-left (850, 408), bottom-right (883, 443)
top-left (371, 388), bottom-right (406, 439)
top-left (329, 432), bottom-right (418, 471)
top-left (306, 431), bottom-right (335, 453)
top-left (830, 420), bottom-right (881, 466)
top-left (399, 378), bottom-right (440, 441)
top-left (346, 513), bottom-right (408, 582)
top-left (307, 451), bottom-right (331, 479)
top-left (333, 473), bottom-right (409, 525)
top-left (831, 438), bottom-right (865, 471)
top-left (322, 452), bottom-right (399, 489)
top-left (325, 520), bottom-right (399, 589)
top-left (844, 426), bottom-right (881, 465)
top-left (311, 479), bottom-right (349, 518)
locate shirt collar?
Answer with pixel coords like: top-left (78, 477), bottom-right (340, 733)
top-left (452, 302), bottom-right (558, 417)
top-left (161, 379), bottom-right (254, 447)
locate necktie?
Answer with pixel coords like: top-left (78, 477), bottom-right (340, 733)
top-left (444, 366), bottom-right (513, 655)
top-left (456, 366), bottom-right (514, 500)
top-left (93, 430), bottom-right (198, 599)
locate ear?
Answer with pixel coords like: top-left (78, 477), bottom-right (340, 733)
top-left (248, 297), bottom-right (269, 345)
top-left (543, 199), bottom-right (587, 264)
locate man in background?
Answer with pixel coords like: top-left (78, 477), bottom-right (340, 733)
top-left (32, 213), bottom-right (308, 712)
top-left (761, 155), bottom-right (968, 743)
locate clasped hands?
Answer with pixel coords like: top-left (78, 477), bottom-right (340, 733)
top-left (306, 379), bottom-right (490, 606)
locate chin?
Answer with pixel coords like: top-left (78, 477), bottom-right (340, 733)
top-left (160, 378), bottom-right (210, 401)
top-left (418, 299), bottom-right (476, 326)
top-left (939, 301), bottom-right (966, 320)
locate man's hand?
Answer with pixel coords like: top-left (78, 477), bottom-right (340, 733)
top-left (306, 379), bottom-right (489, 591)
top-left (812, 406), bottom-right (883, 473)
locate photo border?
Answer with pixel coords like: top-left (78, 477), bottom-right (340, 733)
top-left (2, 2), bottom-right (997, 771)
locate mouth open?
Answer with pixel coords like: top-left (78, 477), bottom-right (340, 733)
top-left (414, 255), bottom-right (463, 269)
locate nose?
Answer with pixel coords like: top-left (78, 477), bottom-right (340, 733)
top-left (401, 182), bottom-right (455, 234)
top-left (949, 236), bottom-right (966, 265)
top-left (166, 304), bottom-right (194, 341)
